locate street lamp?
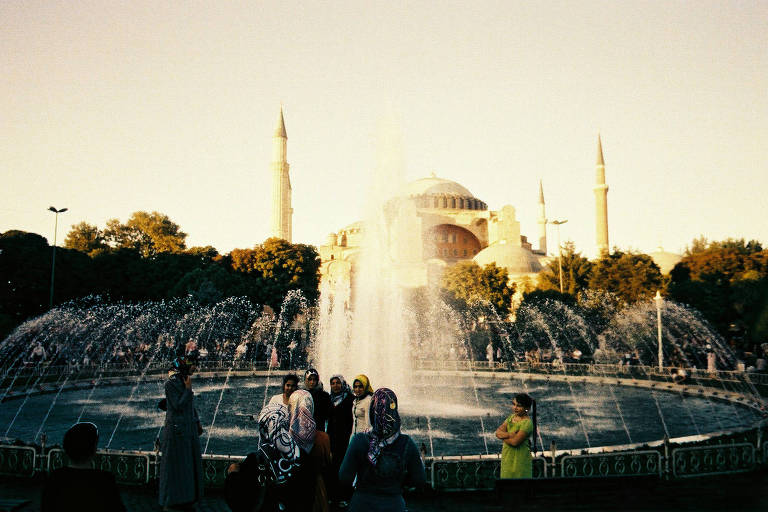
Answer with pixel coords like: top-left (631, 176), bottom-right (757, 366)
top-left (48, 206), bottom-right (68, 309)
top-left (550, 219), bottom-right (568, 294)
top-left (654, 290), bottom-right (663, 370)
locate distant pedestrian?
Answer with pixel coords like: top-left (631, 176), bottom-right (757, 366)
top-left (339, 388), bottom-right (426, 512)
top-left (41, 422), bottom-right (126, 512)
top-left (496, 393), bottom-right (537, 479)
top-left (158, 354), bottom-right (203, 511)
top-left (351, 374), bottom-right (374, 435)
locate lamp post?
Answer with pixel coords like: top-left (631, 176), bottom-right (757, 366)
top-left (48, 206), bottom-right (68, 309)
top-left (654, 290), bottom-right (663, 370)
top-left (550, 219), bottom-right (568, 294)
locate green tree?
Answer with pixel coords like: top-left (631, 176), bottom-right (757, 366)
top-left (170, 264), bottom-right (247, 305)
top-left (184, 246), bottom-right (220, 262)
top-left (589, 250), bottom-right (663, 303)
top-left (103, 211), bottom-right (187, 257)
top-left (440, 261), bottom-right (515, 317)
top-left (670, 238), bottom-right (768, 343)
top-left (0, 230), bottom-right (94, 338)
top-left (537, 242), bottom-right (593, 296)
top-left (64, 222), bottom-right (107, 255)
top-left (228, 238), bottom-right (321, 311)
top-left (0, 231), bottom-right (51, 333)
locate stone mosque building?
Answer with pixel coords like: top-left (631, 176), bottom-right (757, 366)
top-left (268, 107), bottom-right (680, 291)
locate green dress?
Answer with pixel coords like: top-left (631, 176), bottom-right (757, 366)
top-left (500, 415), bottom-right (533, 479)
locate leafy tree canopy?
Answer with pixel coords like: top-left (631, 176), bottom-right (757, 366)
top-left (589, 249), bottom-right (663, 303)
top-left (537, 242), bottom-right (593, 297)
top-left (228, 238), bottom-right (321, 311)
top-left (440, 261), bottom-right (515, 317)
top-left (103, 211), bottom-right (187, 257)
top-left (64, 222), bottom-right (107, 255)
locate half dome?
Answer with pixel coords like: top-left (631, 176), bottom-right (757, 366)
top-left (473, 241), bottom-right (543, 275)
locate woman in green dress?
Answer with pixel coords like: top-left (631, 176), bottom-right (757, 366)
top-left (495, 393), bottom-right (537, 478)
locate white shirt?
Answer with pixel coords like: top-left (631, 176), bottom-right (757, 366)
top-left (268, 394), bottom-right (289, 407)
top-left (352, 394), bottom-right (372, 435)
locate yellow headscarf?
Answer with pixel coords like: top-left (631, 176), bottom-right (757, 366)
top-left (353, 374), bottom-right (374, 396)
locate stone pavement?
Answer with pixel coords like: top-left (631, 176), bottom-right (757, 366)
top-left (1, 470), bottom-right (767, 511)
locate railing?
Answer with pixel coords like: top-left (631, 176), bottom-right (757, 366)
top-left (47, 448), bottom-right (151, 484)
top-left (0, 427), bottom-right (765, 491)
top-left (671, 443), bottom-right (756, 478)
top-left (430, 455), bottom-right (547, 490)
top-left (0, 445), bottom-right (36, 477)
top-left (560, 450), bottom-right (661, 478)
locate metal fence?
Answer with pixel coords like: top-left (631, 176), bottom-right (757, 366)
top-left (0, 445), bottom-right (36, 478)
top-left (0, 434), bottom-right (765, 491)
top-left (560, 450), bottom-right (661, 478)
top-left (671, 443), bottom-right (756, 478)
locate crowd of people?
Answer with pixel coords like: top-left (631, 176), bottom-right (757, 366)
top-left (40, 350), bottom-right (538, 512)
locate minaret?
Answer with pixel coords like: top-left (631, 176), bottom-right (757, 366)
top-left (594, 134), bottom-right (609, 256)
top-left (537, 179), bottom-right (547, 254)
top-left (271, 107), bottom-right (292, 242)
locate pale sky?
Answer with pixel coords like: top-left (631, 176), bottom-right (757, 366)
top-left (2, 1), bottom-right (767, 258)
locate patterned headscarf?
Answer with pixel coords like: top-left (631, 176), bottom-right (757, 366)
top-left (329, 374), bottom-right (352, 407)
top-left (367, 388), bottom-right (401, 466)
top-left (304, 368), bottom-right (324, 391)
top-left (257, 403), bottom-right (300, 485)
top-left (352, 374), bottom-right (374, 397)
top-left (288, 389), bottom-right (316, 453)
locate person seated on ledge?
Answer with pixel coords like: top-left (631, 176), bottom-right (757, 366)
top-left (496, 393), bottom-right (537, 479)
top-left (41, 422), bottom-right (126, 512)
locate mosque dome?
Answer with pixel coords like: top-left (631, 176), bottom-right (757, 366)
top-left (404, 173), bottom-right (487, 211)
top-left (473, 241), bottom-right (543, 275)
top-left (649, 248), bottom-right (683, 275)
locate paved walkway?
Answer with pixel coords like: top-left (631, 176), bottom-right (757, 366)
top-left (2, 470), bottom-right (767, 511)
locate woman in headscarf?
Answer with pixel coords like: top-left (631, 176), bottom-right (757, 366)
top-left (289, 389), bottom-right (330, 512)
top-left (339, 388), bottom-right (426, 512)
top-left (225, 403), bottom-right (300, 512)
top-left (158, 355), bottom-right (203, 511)
top-left (326, 375), bottom-right (354, 507)
top-left (350, 374), bottom-right (374, 435)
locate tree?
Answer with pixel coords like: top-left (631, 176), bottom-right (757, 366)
top-left (537, 242), bottom-right (592, 296)
top-left (103, 211), bottom-right (187, 257)
top-left (228, 238), bottom-right (321, 311)
top-left (170, 265), bottom-right (247, 305)
top-left (0, 230), bottom-right (93, 338)
top-left (184, 246), bottom-right (219, 263)
top-left (64, 222), bottom-right (107, 255)
top-left (589, 250), bottom-right (663, 303)
top-left (0, 231), bottom-right (51, 333)
top-left (440, 262), bottom-right (515, 317)
top-left (669, 238), bottom-right (768, 343)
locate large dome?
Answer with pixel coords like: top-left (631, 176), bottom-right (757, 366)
top-left (403, 174), bottom-right (487, 211)
top-left (404, 175), bottom-right (475, 198)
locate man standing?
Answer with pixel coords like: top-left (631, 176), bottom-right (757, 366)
top-left (304, 368), bottom-right (331, 432)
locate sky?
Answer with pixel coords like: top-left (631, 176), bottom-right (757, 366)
top-left (2, 1), bottom-right (767, 258)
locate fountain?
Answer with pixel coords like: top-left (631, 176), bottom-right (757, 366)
top-left (1, 125), bottom-right (765, 487)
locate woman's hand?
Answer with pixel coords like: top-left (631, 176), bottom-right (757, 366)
top-left (495, 422), bottom-right (508, 439)
top-left (184, 375), bottom-right (192, 389)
